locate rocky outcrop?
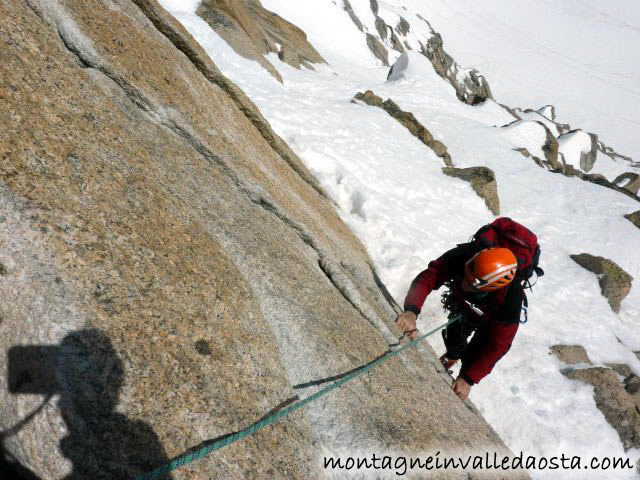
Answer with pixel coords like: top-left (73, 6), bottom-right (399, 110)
top-left (613, 172), bottom-right (640, 195)
top-left (556, 167), bottom-right (640, 202)
top-left (580, 173), bottom-right (640, 202)
top-left (349, 5), bottom-right (493, 106)
top-left (0, 1), bottom-right (526, 478)
top-left (598, 139), bottom-right (634, 163)
top-left (421, 32), bottom-right (492, 105)
top-left (541, 124), bottom-right (560, 167)
top-left (387, 51), bottom-right (410, 81)
top-left (343, 0), bottom-right (363, 32)
top-left (537, 105), bottom-right (556, 121)
top-left (365, 33), bottom-right (389, 66)
top-left (514, 106), bottom-right (571, 135)
top-left (570, 254), bottom-right (633, 313)
top-left (625, 211), bottom-right (640, 229)
top-left (550, 345), bottom-right (591, 364)
top-left (372, 6), bottom-right (406, 56)
top-left (567, 368), bottom-right (640, 450)
top-left (504, 106), bottom-right (639, 200)
top-left (552, 346), bottom-right (640, 451)
top-left (627, 373), bottom-right (640, 395)
top-left (397, 16), bottom-right (411, 36)
top-left (197, 0), bottom-right (325, 81)
top-left (442, 167), bottom-right (500, 215)
top-left (504, 120), bottom-right (561, 170)
top-left (513, 147), bottom-right (544, 168)
top-left (343, 0), bottom-right (397, 62)
top-left (353, 90), bottom-right (453, 166)
top-left (557, 129), bottom-right (598, 172)
top-left (353, 89), bottom-right (384, 107)
top-left (607, 363), bottom-right (634, 379)
top-left (505, 119), bottom-right (639, 202)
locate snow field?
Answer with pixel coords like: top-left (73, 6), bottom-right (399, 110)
top-left (395, 0), bottom-right (640, 159)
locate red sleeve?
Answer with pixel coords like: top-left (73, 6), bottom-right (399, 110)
top-left (403, 243), bottom-right (478, 314)
top-left (462, 318), bottom-right (518, 384)
top-left (403, 258), bottom-right (450, 314)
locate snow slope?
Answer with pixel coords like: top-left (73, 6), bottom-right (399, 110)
top-left (161, 1), bottom-right (640, 478)
top-left (400, 0), bottom-right (640, 160)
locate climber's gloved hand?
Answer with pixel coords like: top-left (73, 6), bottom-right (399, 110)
top-left (394, 311), bottom-right (418, 340)
top-left (439, 354), bottom-right (457, 370)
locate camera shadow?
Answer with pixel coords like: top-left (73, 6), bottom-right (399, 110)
top-left (7, 328), bottom-right (173, 479)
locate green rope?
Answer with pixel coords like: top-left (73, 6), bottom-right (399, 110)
top-left (136, 317), bottom-right (458, 480)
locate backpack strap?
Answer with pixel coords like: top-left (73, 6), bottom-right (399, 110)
top-left (520, 291), bottom-right (529, 324)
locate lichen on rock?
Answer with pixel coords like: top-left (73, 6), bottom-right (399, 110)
top-left (570, 253), bottom-right (633, 313)
top-left (442, 167), bottom-right (500, 215)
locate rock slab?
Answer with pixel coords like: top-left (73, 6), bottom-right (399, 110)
top-left (0, 1), bottom-right (528, 479)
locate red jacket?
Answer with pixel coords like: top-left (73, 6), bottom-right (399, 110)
top-left (403, 243), bottom-right (522, 384)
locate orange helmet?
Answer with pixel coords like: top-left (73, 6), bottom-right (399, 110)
top-left (464, 248), bottom-right (518, 292)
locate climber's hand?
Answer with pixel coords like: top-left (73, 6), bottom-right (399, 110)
top-left (394, 311), bottom-right (418, 340)
top-left (452, 376), bottom-right (472, 401)
top-left (439, 354), bottom-right (457, 370)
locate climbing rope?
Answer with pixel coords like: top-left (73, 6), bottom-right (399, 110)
top-left (136, 316), bottom-right (459, 480)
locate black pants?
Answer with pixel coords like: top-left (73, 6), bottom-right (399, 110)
top-left (442, 312), bottom-right (486, 363)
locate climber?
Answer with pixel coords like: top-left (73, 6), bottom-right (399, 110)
top-left (395, 244), bottom-right (524, 402)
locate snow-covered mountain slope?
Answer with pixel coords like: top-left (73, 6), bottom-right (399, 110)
top-left (162, 1), bottom-right (640, 478)
top-left (404, 0), bottom-right (640, 162)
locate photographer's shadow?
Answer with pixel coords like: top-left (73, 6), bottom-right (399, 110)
top-left (57, 329), bottom-right (173, 480)
top-left (9, 329), bottom-right (172, 479)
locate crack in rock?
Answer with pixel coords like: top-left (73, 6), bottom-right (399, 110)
top-left (130, 0), bottom-right (330, 202)
top-left (318, 257), bottom-right (397, 345)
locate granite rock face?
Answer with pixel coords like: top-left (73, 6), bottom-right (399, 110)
top-left (0, 1), bottom-right (526, 479)
top-left (442, 167), bottom-right (500, 216)
top-left (196, 0), bottom-right (326, 81)
top-left (570, 254), bottom-right (633, 313)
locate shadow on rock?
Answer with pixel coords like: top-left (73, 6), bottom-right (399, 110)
top-left (7, 329), bottom-right (172, 479)
top-left (0, 442), bottom-right (43, 480)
